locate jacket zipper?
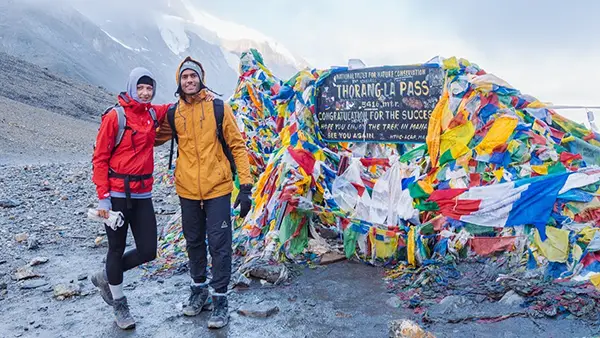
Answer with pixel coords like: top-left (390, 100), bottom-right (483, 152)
top-left (191, 101), bottom-right (204, 208)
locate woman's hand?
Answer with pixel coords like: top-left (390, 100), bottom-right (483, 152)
top-left (98, 198), bottom-right (112, 219)
top-left (98, 209), bottom-right (110, 219)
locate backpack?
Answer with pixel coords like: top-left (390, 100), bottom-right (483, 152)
top-left (166, 99), bottom-right (237, 176)
top-left (100, 99), bottom-right (159, 153)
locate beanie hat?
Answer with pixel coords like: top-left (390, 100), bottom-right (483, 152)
top-left (137, 75), bottom-right (154, 86)
top-left (179, 61), bottom-right (204, 86)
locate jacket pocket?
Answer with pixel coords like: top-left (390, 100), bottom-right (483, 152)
top-left (218, 159), bottom-right (228, 182)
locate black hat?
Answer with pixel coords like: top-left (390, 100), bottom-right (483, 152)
top-left (137, 75), bottom-right (154, 86)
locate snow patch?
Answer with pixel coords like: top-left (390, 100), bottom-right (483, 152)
top-left (221, 48), bottom-right (240, 74)
top-left (102, 29), bottom-right (137, 52)
top-left (157, 15), bottom-right (190, 55)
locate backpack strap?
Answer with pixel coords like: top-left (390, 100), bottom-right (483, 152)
top-left (213, 99), bottom-right (237, 176)
top-left (166, 103), bottom-right (179, 170)
top-left (148, 107), bottom-right (159, 129)
top-left (113, 106), bottom-right (127, 151)
top-left (167, 103), bottom-right (178, 141)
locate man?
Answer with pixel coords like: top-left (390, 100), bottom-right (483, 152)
top-left (155, 56), bottom-right (252, 329)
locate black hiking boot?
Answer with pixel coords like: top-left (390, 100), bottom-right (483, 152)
top-left (207, 295), bottom-right (229, 329)
top-left (112, 296), bottom-right (135, 330)
top-left (182, 285), bottom-right (212, 316)
top-left (90, 269), bottom-right (113, 306)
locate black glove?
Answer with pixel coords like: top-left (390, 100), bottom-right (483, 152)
top-left (234, 184), bottom-right (252, 218)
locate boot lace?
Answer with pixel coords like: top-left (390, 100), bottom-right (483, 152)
top-left (213, 298), bottom-right (227, 318)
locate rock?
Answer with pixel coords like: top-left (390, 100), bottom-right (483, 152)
top-left (0, 282), bottom-right (7, 290)
top-left (15, 233), bottom-right (29, 243)
top-left (500, 290), bottom-right (525, 306)
top-left (389, 319), bottom-right (436, 338)
top-left (20, 279), bottom-right (49, 289)
top-left (14, 266), bottom-right (41, 280)
top-left (319, 252), bottom-right (346, 265)
top-left (336, 311), bottom-right (352, 318)
top-left (61, 195), bottom-right (69, 201)
top-left (77, 273), bottom-right (88, 281)
top-left (249, 264), bottom-right (288, 284)
top-left (260, 280), bottom-right (273, 287)
top-left (27, 236), bottom-right (40, 250)
top-left (386, 296), bottom-right (402, 308)
top-left (29, 257), bottom-right (49, 266)
top-left (124, 282), bottom-right (137, 291)
top-left (232, 273), bottom-right (251, 289)
top-left (237, 303), bottom-right (279, 318)
top-left (0, 199), bottom-right (21, 208)
top-left (474, 295), bottom-right (486, 303)
top-left (94, 236), bottom-right (107, 247)
top-left (318, 226), bottom-right (339, 240)
top-left (0, 260), bottom-right (6, 265)
top-left (435, 295), bottom-right (472, 315)
top-left (53, 283), bottom-right (81, 299)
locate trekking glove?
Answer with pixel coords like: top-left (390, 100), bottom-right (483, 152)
top-left (234, 184), bottom-right (252, 218)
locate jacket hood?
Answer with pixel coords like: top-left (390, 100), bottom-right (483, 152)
top-left (127, 67), bottom-right (156, 103)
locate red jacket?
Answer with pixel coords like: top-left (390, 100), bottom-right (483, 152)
top-left (92, 93), bottom-right (170, 200)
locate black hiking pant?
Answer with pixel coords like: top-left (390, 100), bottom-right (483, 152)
top-left (180, 194), bottom-right (232, 294)
top-left (105, 198), bottom-right (157, 285)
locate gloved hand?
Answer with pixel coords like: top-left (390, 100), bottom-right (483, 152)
top-left (234, 184), bottom-right (252, 218)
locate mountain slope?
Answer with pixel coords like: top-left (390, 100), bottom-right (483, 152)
top-left (0, 0), bottom-right (307, 102)
top-left (0, 51), bottom-right (113, 164)
top-left (0, 51), bottom-right (114, 121)
top-left (0, 1), bottom-right (146, 98)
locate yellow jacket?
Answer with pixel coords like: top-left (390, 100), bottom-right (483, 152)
top-left (156, 57), bottom-right (252, 201)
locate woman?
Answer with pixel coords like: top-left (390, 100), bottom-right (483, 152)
top-left (90, 67), bottom-right (170, 330)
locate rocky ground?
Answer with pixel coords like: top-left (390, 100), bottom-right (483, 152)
top-left (0, 152), bottom-right (398, 338)
top-left (1, 151), bottom-right (599, 338)
top-left (0, 51), bottom-right (114, 166)
top-left (0, 96), bottom-right (100, 166)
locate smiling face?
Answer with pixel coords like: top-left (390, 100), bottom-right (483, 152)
top-left (180, 69), bottom-right (201, 96)
top-left (136, 84), bottom-right (153, 103)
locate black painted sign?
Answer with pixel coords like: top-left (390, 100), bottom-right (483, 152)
top-left (315, 65), bottom-right (444, 143)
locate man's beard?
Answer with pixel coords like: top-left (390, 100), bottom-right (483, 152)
top-left (184, 86), bottom-right (200, 96)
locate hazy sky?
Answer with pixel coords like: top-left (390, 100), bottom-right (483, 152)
top-left (192, 0), bottom-right (600, 124)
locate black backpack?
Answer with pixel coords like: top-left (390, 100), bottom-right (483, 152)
top-left (166, 99), bottom-right (237, 176)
